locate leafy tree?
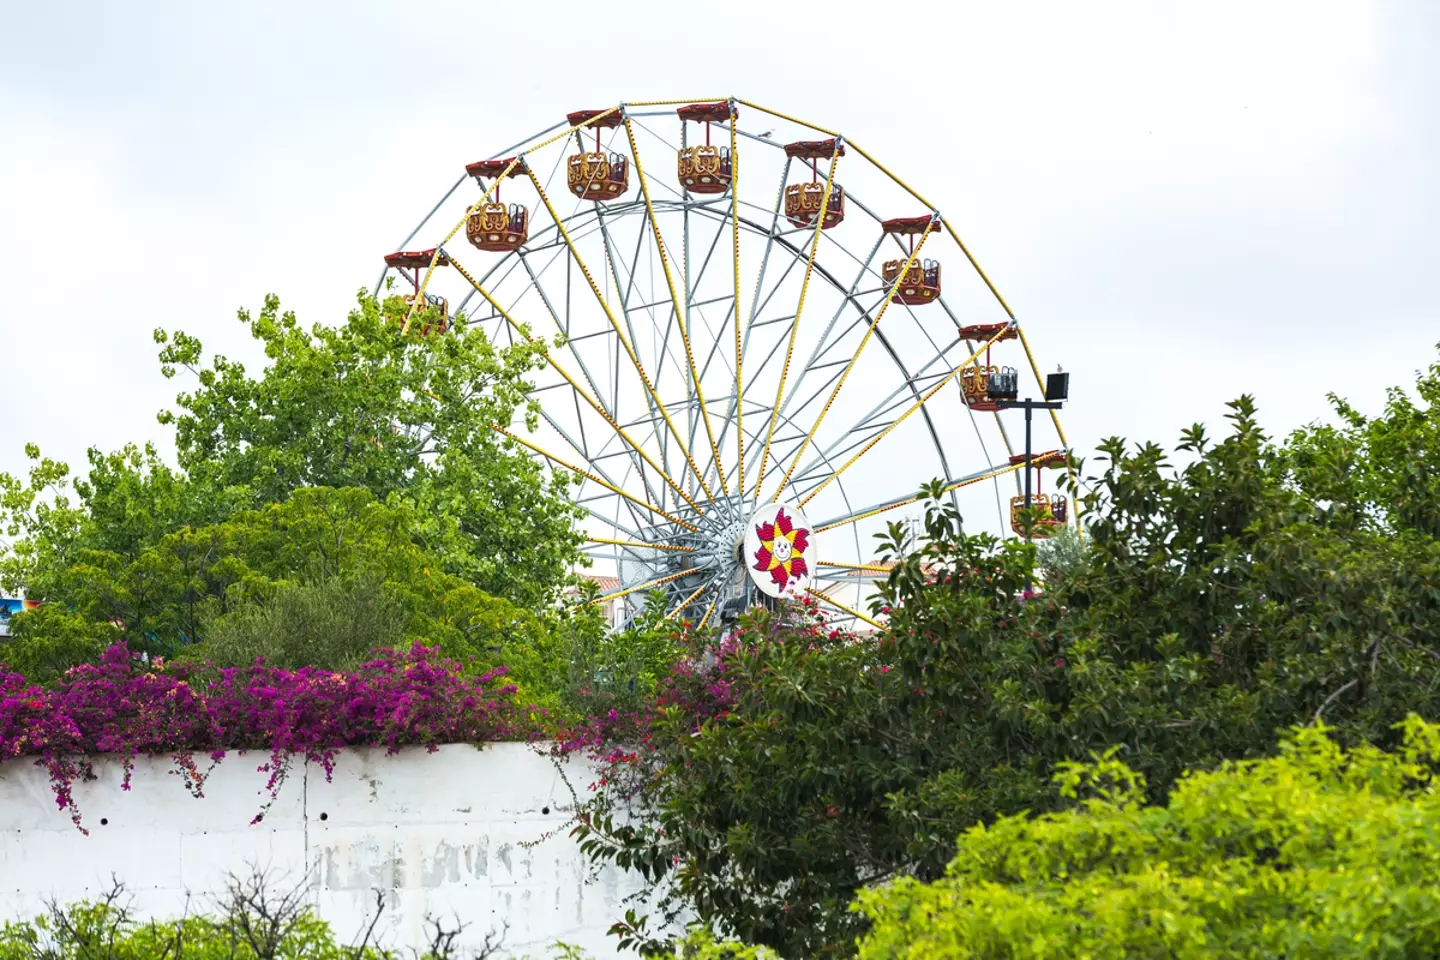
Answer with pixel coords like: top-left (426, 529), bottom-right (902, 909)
top-left (1287, 345), bottom-right (1440, 538)
top-left (577, 365), bottom-right (1440, 956)
top-left (197, 571), bottom-right (411, 671)
top-left (154, 291), bottom-right (578, 606)
top-left (1033, 524), bottom-right (1086, 586)
top-left (855, 717), bottom-right (1440, 959)
top-left (0, 604), bottom-right (115, 684)
top-left (0, 487), bottom-right (573, 705)
top-left (2, 291), bottom-right (580, 620)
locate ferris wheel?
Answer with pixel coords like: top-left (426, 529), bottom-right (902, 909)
top-left (377, 98), bottom-right (1075, 630)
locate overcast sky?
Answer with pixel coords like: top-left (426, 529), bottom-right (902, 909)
top-left (2, 1), bottom-right (1435, 491)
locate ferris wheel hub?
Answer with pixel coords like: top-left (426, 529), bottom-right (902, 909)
top-left (742, 502), bottom-right (816, 600)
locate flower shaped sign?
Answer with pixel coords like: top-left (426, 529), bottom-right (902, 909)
top-left (744, 503), bottom-right (816, 599)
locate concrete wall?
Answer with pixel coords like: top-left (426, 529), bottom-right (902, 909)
top-left (0, 744), bottom-right (647, 957)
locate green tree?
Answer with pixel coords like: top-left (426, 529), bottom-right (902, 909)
top-left (154, 291), bottom-right (578, 606)
top-left (855, 717), bottom-right (1440, 959)
top-left (0, 486), bottom-right (573, 704)
top-left (1287, 346), bottom-right (1440, 538)
top-left (1, 291), bottom-right (580, 617)
top-left (578, 364), bottom-right (1440, 956)
top-left (197, 571), bottom-right (411, 671)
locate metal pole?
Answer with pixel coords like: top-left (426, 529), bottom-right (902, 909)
top-left (1024, 401), bottom-right (1033, 592)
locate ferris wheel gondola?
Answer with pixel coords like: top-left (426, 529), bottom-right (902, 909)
top-left (377, 98), bottom-right (1075, 630)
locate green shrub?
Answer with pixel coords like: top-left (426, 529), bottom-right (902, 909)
top-left (856, 717), bottom-right (1440, 959)
top-left (196, 571), bottom-right (410, 670)
top-left (0, 605), bottom-right (115, 683)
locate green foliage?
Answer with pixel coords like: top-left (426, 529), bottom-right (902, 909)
top-left (153, 291), bottom-right (579, 606)
top-left (0, 604), bottom-right (116, 683)
top-left (0, 891), bottom-right (382, 960)
top-left (1033, 524), bottom-right (1086, 586)
top-left (567, 588), bottom-right (686, 711)
top-left (2, 291), bottom-right (580, 624)
top-left (197, 571), bottom-right (410, 671)
top-left (1287, 346), bottom-right (1440, 538)
top-left (1, 483), bottom-right (567, 698)
top-left (856, 717), bottom-right (1440, 958)
top-left (578, 359), bottom-right (1440, 957)
top-left (0, 887), bottom-right (761, 959)
top-left (673, 931), bottom-right (781, 959)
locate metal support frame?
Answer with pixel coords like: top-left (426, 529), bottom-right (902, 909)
top-left (372, 98), bottom-right (1075, 629)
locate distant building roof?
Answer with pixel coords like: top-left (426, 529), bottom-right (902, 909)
top-left (567, 573), bottom-right (621, 597)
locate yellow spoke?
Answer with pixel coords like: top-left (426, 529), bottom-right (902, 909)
top-left (799, 324), bottom-right (1012, 508)
top-left (698, 597), bottom-right (719, 629)
top-left (737, 101), bottom-right (1016, 323)
top-left (804, 588), bottom-right (883, 630)
top-left (493, 425), bottom-right (697, 532)
top-left (769, 221), bottom-right (937, 503)
top-left (665, 582), bottom-right (712, 621)
top-left (526, 167), bottom-right (717, 502)
top-left (937, 216), bottom-right (1016, 323)
top-left (586, 536), bottom-right (695, 553)
top-left (754, 142), bottom-right (842, 500)
top-left (814, 461), bottom-right (1024, 533)
top-left (730, 101), bottom-right (746, 501)
top-left (816, 561), bottom-right (894, 573)
top-left (446, 253), bottom-right (704, 515)
top-left (624, 117), bottom-right (728, 496)
top-left (402, 108), bottom-right (625, 332)
top-left (737, 100), bottom-right (840, 138)
top-left (589, 569), bottom-right (692, 606)
top-left (627, 97), bottom-right (730, 107)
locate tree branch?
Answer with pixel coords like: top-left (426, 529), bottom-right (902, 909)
top-left (1312, 678), bottom-right (1359, 725)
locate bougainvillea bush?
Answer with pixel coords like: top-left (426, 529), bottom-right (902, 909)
top-left (0, 641), bottom-right (526, 831)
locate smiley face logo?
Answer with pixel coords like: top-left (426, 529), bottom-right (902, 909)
top-left (744, 504), bottom-right (815, 598)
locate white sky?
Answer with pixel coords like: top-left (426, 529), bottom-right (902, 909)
top-left (2, 1), bottom-right (1435, 502)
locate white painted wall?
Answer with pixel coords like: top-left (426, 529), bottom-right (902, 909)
top-left (0, 744), bottom-right (647, 957)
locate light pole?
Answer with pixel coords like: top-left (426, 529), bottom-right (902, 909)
top-left (996, 371), bottom-right (1070, 588)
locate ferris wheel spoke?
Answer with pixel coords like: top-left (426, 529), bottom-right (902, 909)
top-left (531, 401), bottom-right (649, 532)
top-left (727, 110), bottom-right (746, 507)
top-left (712, 157), bottom-right (793, 497)
top-left (768, 222), bottom-right (938, 503)
top-left (624, 118), bottom-right (729, 498)
top-left (778, 236), bottom-right (886, 409)
top-left (588, 569), bottom-right (694, 608)
top-left (786, 328), bottom-right (1010, 505)
top-left (526, 167), bottom-right (717, 502)
top-left (446, 251), bottom-right (700, 514)
top-left (811, 459), bottom-right (1024, 534)
top-left (754, 144), bottom-right (843, 501)
top-left (593, 209), bottom-right (691, 444)
top-left (675, 227), bottom-right (741, 471)
top-left (514, 250), bottom-right (615, 402)
top-left (495, 425), bottom-right (698, 532)
top-left (723, 232), bottom-right (879, 500)
top-left (665, 580), bottom-right (714, 621)
top-left (573, 497), bottom-right (647, 542)
top-left (591, 209), bottom-right (700, 513)
top-left (676, 213), bottom-right (738, 422)
top-left (586, 536), bottom-right (695, 554)
top-left (815, 560), bottom-right (893, 575)
top-left (804, 587), bottom-right (883, 629)
top-left (797, 326), bottom-right (1011, 508)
